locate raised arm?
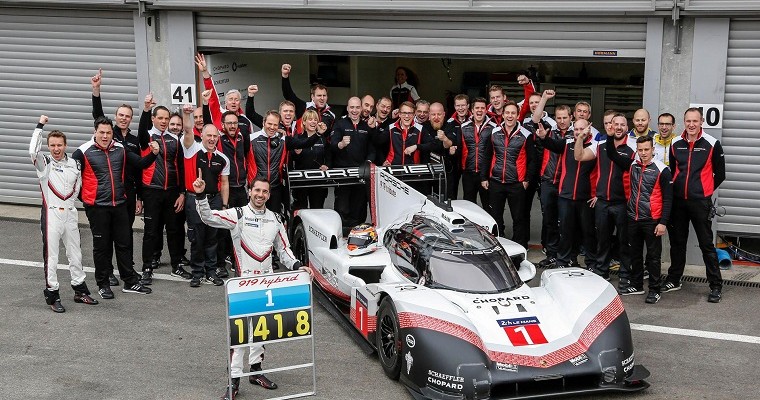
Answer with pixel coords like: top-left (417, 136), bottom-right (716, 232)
top-left (91, 68), bottom-right (105, 119)
top-left (281, 64), bottom-right (307, 117)
top-left (196, 53), bottom-right (223, 129)
top-left (605, 135), bottom-right (635, 171)
top-left (532, 90), bottom-right (554, 124)
top-left (573, 124), bottom-right (597, 162)
top-left (128, 140), bottom-right (159, 169)
top-left (181, 104), bottom-right (196, 149)
top-left (245, 85), bottom-right (264, 128)
top-left (29, 115), bottom-right (48, 171)
top-left (138, 93), bottom-right (156, 150)
top-left (517, 74), bottom-right (536, 121)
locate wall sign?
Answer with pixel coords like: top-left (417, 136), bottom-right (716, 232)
top-left (689, 103), bottom-right (723, 129)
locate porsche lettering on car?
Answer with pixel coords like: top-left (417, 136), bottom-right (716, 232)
top-left (288, 162), bottom-right (649, 399)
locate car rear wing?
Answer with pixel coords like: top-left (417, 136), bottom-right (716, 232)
top-left (286, 158), bottom-right (446, 190)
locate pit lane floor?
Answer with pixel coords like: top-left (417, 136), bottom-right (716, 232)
top-left (1, 218), bottom-right (758, 400)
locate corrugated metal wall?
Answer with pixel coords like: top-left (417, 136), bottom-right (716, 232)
top-left (718, 19), bottom-right (760, 235)
top-left (196, 12), bottom-right (648, 60)
top-left (0, 7), bottom-right (138, 204)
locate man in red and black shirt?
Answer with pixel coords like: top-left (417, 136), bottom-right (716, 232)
top-left (196, 54), bottom-right (254, 137)
top-left (458, 97), bottom-right (496, 214)
top-left (665, 107), bottom-right (726, 303)
top-left (537, 118), bottom-right (599, 271)
top-left (443, 94), bottom-right (471, 199)
top-left (602, 122), bottom-right (673, 304)
top-left (480, 101), bottom-right (535, 247)
top-left (181, 107), bottom-right (230, 287)
top-left (574, 113), bottom-right (636, 286)
top-left (138, 94), bottom-right (190, 282)
top-left (72, 117), bottom-right (158, 298)
top-left (486, 77), bottom-right (535, 126)
top-left (281, 63), bottom-right (336, 132)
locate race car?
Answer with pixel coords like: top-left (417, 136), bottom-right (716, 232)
top-left (288, 162), bottom-right (649, 400)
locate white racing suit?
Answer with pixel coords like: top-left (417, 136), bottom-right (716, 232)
top-left (30, 125), bottom-right (88, 303)
top-left (197, 196), bottom-right (300, 377)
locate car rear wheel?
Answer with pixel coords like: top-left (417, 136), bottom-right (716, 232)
top-left (292, 223), bottom-right (309, 267)
top-left (376, 297), bottom-right (402, 380)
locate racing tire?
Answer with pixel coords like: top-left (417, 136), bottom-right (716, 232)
top-left (292, 223), bottom-right (310, 268)
top-left (376, 297), bottom-right (402, 380)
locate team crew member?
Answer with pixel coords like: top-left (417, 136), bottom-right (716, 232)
top-left (331, 97), bottom-right (378, 232)
top-left (371, 96), bottom-right (395, 165)
top-left (629, 108), bottom-right (657, 139)
top-left (138, 95), bottom-right (192, 282)
top-left (192, 177), bottom-right (307, 399)
top-left (572, 101), bottom-right (601, 140)
top-left (72, 117), bottom-right (158, 299)
top-left (181, 107), bottom-right (230, 287)
top-left (459, 97), bottom-right (496, 214)
top-left (361, 95), bottom-right (375, 121)
top-left (429, 101), bottom-right (454, 180)
top-left (573, 113), bottom-right (635, 284)
top-left (380, 102), bottom-right (435, 166)
top-left (196, 54), bottom-right (254, 137)
top-left (665, 108), bottom-right (726, 303)
top-left (281, 63), bottom-right (336, 131)
top-left (291, 110), bottom-right (331, 210)
top-left (444, 94), bottom-right (471, 199)
top-left (390, 66), bottom-right (420, 109)
top-left (91, 68), bottom-right (139, 286)
top-left (536, 118), bottom-right (599, 271)
top-left (248, 111), bottom-right (320, 216)
top-left (486, 76), bottom-right (535, 125)
top-left (414, 99), bottom-right (430, 125)
top-left (654, 113), bottom-right (676, 165)
top-left (601, 125), bottom-right (673, 304)
top-left (31, 116), bottom-right (99, 312)
top-left (480, 101), bottom-right (535, 246)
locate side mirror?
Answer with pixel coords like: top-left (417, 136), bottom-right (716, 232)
top-left (517, 259), bottom-right (536, 283)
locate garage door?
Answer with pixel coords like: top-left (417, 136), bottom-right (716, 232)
top-left (718, 19), bottom-right (760, 235)
top-left (0, 7), bottom-right (138, 204)
top-left (196, 11), bottom-right (647, 60)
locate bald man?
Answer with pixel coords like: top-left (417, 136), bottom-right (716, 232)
top-left (629, 108), bottom-right (657, 138)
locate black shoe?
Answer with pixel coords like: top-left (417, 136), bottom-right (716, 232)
top-left (190, 277), bottom-right (201, 288)
top-left (98, 286), bottom-right (115, 299)
top-left (171, 266), bottom-right (192, 280)
top-left (181, 255), bottom-right (191, 266)
top-left (568, 260), bottom-right (581, 269)
top-left (209, 275), bottom-right (224, 286)
top-left (619, 286), bottom-right (645, 295)
top-left (216, 266), bottom-right (229, 279)
top-left (108, 273), bottom-right (119, 286)
top-left (139, 269), bottom-right (153, 286)
top-left (707, 288), bottom-right (722, 303)
top-left (661, 281), bottom-right (682, 293)
top-left (250, 363), bottom-right (278, 389)
top-left (537, 257), bottom-right (556, 268)
top-left (220, 378), bottom-right (239, 400)
top-left (645, 291), bottom-right (661, 304)
top-left (150, 258), bottom-right (160, 270)
top-left (50, 299), bottom-right (65, 313)
top-left (225, 255), bottom-right (233, 266)
top-left (74, 292), bottom-right (99, 305)
top-left (122, 283), bottom-right (152, 294)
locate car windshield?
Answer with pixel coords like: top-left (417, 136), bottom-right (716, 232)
top-left (425, 247), bottom-right (522, 294)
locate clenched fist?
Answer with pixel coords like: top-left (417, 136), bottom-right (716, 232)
top-left (248, 84), bottom-right (258, 96)
top-left (281, 64), bottom-right (291, 78)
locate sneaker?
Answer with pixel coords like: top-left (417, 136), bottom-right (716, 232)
top-left (645, 291), bottom-right (661, 304)
top-left (98, 286), bottom-right (115, 299)
top-left (643, 270), bottom-right (650, 280)
top-left (568, 260), bottom-right (581, 269)
top-left (181, 255), bottom-right (191, 266)
top-left (216, 266), bottom-right (229, 279)
top-left (171, 266), bottom-right (192, 280)
top-left (541, 247), bottom-right (547, 255)
top-left (220, 378), bottom-right (239, 400)
top-left (707, 288), bottom-right (722, 303)
top-left (202, 276), bottom-right (214, 285)
top-left (209, 275), bottom-right (224, 286)
top-left (122, 283), bottom-right (152, 294)
top-left (139, 269), bottom-right (153, 286)
top-left (537, 257), bottom-right (557, 268)
top-left (619, 286), bottom-right (645, 295)
top-left (225, 255), bottom-right (233, 266)
top-left (108, 273), bottom-right (119, 286)
top-left (190, 277), bottom-right (201, 288)
top-left (74, 292), bottom-right (99, 305)
top-left (249, 374), bottom-right (278, 390)
top-left (150, 258), bottom-right (160, 270)
top-left (661, 281), bottom-right (682, 293)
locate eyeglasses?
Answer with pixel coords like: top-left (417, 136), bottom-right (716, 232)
top-left (657, 122), bottom-right (674, 126)
top-left (399, 112), bottom-right (414, 116)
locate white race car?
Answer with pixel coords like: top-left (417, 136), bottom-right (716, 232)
top-left (288, 162), bottom-right (649, 400)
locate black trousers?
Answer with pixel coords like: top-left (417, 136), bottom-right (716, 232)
top-left (186, 193), bottom-right (221, 279)
top-left (594, 200), bottom-right (630, 280)
top-left (141, 187), bottom-right (184, 270)
top-left (557, 197), bottom-right (598, 270)
top-left (335, 185), bottom-right (368, 230)
top-left (539, 181), bottom-right (560, 258)
top-left (488, 180), bottom-right (528, 248)
top-left (667, 197), bottom-right (722, 289)
top-left (628, 219), bottom-right (662, 292)
top-left (461, 171), bottom-right (491, 215)
top-left (522, 179), bottom-right (539, 246)
top-left (265, 184), bottom-right (287, 217)
top-left (292, 187), bottom-right (328, 211)
top-left (85, 205), bottom-right (139, 288)
top-left (218, 185), bottom-right (248, 269)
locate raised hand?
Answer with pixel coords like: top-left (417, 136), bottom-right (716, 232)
top-left (195, 53), bottom-right (207, 72)
top-left (367, 116), bottom-right (376, 128)
top-left (39, 115), bottom-right (48, 125)
top-left (536, 122), bottom-right (548, 139)
top-left (317, 122), bottom-right (327, 134)
top-left (144, 93), bottom-right (156, 112)
top-left (517, 74), bottom-right (530, 85)
top-left (201, 89), bottom-right (212, 105)
top-left (149, 140), bottom-right (160, 155)
top-left (281, 64), bottom-right (291, 78)
top-left (542, 89), bottom-right (555, 99)
top-left (193, 168), bottom-right (206, 194)
top-left (91, 68), bottom-right (102, 91)
top-left (248, 84), bottom-right (258, 96)
top-left (182, 104), bottom-right (194, 115)
top-left (436, 130), bottom-right (446, 141)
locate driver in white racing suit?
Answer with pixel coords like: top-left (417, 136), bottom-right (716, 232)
top-left (193, 175), bottom-right (307, 400)
top-left (31, 115), bottom-right (99, 312)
